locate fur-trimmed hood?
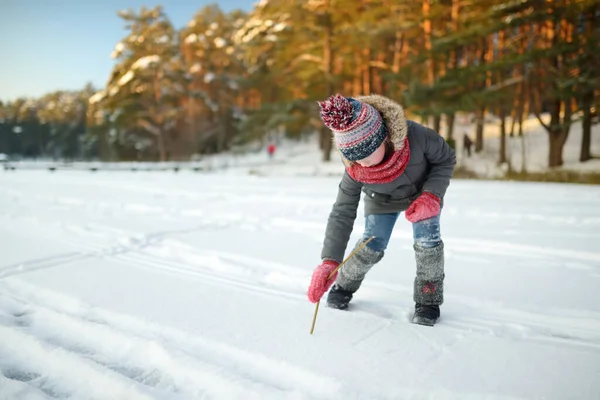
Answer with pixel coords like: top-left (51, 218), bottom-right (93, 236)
top-left (331, 94), bottom-right (408, 165)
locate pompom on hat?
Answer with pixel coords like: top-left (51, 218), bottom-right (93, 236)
top-left (318, 94), bottom-right (388, 162)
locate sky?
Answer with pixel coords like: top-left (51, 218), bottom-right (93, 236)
top-left (0, 0), bottom-right (255, 102)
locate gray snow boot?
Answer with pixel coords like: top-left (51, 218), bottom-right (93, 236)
top-left (411, 242), bottom-right (445, 325)
top-left (326, 284), bottom-right (353, 310)
top-left (326, 239), bottom-right (384, 309)
top-left (412, 304), bottom-right (440, 326)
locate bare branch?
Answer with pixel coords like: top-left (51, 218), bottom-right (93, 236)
top-left (282, 53), bottom-right (324, 75)
top-left (369, 61), bottom-right (391, 70)
top-left (136, 119), bottom-right (161, 136)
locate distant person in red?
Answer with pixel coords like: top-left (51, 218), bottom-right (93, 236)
top-left (267, 142), bottom-right (276, 159)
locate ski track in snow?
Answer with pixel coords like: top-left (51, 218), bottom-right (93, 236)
top-left (0, 223), bottom-right (308, 302)
top-left (2, 173), bottom-right (600, 399)
top-left (0, 281), bottom-right (340, 400)
top-left (2, 206), bottom-right (600, 349)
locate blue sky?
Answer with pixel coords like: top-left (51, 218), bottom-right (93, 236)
top-left (0, 0), bottom-right (255, 102)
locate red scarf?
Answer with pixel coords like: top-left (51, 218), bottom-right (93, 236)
top-left (346, 139), bottom-right (410, 184)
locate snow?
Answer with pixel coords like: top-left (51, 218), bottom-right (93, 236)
top-left (255, 0), bottom-right (269, 8)
top-left (204, 72), bottom-right (215, 83)
top-left (214, 38), bottom-right (227, 48)
top-left (156, 35), bottom-right (169, 44)
top-left (184, 34), bottom-right (198, 44)
top-left (1, 168), bottom-right (600, 399)
top-left (111, 42), bottom-right (126, 59)
top-left (117, 71), bottom-right (135, 86)
top-left (189, 63), bottom-right (202, 73)
top-left (273, 22), bottom-right (287, 32)
top-left (88, 90), bottom-right (106, 104)
top-left (233, 13), bottom-right (288, 45)
top-left (131, 55), bottom-right (160, 70)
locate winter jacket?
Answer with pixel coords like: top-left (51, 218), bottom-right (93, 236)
top-left (321, 95), bottom-right (456, 262)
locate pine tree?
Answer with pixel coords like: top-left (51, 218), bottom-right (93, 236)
top-left (180, 5), bottom-right (246, 154)
top-left (89, 6), bottom-right (184, 161)
top-left (233, 0), bottom-right (325, 152)
top-left (37, 85), bottom-right (95, 160)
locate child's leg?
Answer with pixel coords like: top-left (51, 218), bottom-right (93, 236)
top-left (412, 214), bottom-right (444, 306)
top-left (335, 213), bottom-right (398, 293)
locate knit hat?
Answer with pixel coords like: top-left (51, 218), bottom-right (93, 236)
top-left (318, 94), bottom-right (388, 161)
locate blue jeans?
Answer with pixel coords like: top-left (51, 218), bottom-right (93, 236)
top-left (334, 212), bottom-right (444, 302)
top-left (363, 212), bottom-right (441, 252)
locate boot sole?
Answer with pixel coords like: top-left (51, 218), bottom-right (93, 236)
top-left (326, 302), bottom-right (349, 310)
top-left (411, 316), bottom-right (437, 326)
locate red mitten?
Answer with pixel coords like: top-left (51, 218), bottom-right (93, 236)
top-left (405, 192), bottom-right (441, 223)
top-left (307, 260), bottom-right (339, 303)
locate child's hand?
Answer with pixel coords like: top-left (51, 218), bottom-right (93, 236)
top-left (307, 260), bottom-right (339, 303)
top-left (405, 192), bottom-right (441, 223)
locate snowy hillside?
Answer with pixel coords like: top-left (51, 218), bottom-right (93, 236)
top-left (1, 169), bottom-right (599, 399)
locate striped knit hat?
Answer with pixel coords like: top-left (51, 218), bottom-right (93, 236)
top-left (318, 94), bottom-right (387, 162)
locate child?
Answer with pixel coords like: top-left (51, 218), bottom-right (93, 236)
top-left (307, 94), bottom-right (456, 326)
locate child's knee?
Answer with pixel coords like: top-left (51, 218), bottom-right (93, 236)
top-left (365, 236), bottom-right (389, 252)
top-left (412, 216), bottom-right (441, 248)
top-left (414, 237), bottom-right (441, 248)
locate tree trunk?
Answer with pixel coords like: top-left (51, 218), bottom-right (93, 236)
top-left (534, 12), bottom-right (573, 168)
top-left (543, 99), bottom-right (571, 168)
top-left (433, 115), bottom-right (441, 134)
top-left (154, 73), bottom-right (167, 162)
top-left (509, 111), bottom-right (517, 137)
top-left (475, 106), bottom-right (485, 153)
top-left (320, 126), bottom-right (332, 159)
top-left (473, 37), bottom-right (487, 153)
top-left (580, 89), bottom-right (593, 162)
top-left (353, 50), bottom-right (362, 95)
top-left (321, 5), bottom-right (333, 162)
top-left (548, 128), bottom-right (569, 168)
top-left (516, 23), bottom-right (529, 139)
top-left (579, 6), bottom-right (597, 162)
top-left (373, 52), bottom-right (384, 94)
top-left (443, 0), bottom-right (459, 149)
top-left (509, 73), bottom-right (524, 138)
top-left (497, 28), bottom-right (507, 166)
top-left (362, 48), bottom-right (371, 95)
top-left (391, 31), bottom-right (403, 74)
top-left (422, 0), bottom-right (433, 87)
top-left (520, 131), bottom-right (527, 173)
top-left (499, 108), bottom-right (507, 165)
top-left (532, 92), bottom-right (557, 168)
top-left (157, 129), bottom-right (167, 162)
top-left (518, 112), bottom-right (524, 137)
top-left (422, 0), bottom-right (440, 128)
top-left (520, 71), bottom-right (530, 138)
top-left (446, 113), bottom-right (455, 142)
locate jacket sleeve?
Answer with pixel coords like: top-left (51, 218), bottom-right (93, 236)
top-left (421, 127), bottom-right (456, 199)
top-left (321, 171), bottom-right (363, 263)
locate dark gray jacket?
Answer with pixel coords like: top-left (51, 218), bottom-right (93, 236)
top-left (321, 95), bottom-right (456, 262)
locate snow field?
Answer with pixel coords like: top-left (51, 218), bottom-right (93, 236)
top-left (1, 170), bottom-right (600, 399)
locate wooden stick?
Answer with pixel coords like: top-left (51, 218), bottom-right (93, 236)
top-left (309, 236), bottom-right (375, 335)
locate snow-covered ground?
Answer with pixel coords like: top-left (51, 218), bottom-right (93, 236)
top-left (1, 170), bottom-right (600, 399)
